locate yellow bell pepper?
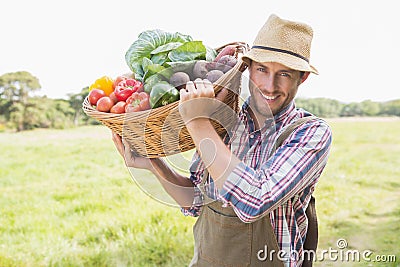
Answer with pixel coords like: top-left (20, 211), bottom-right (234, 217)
top-left (89, 76), bottom-right (114, 96)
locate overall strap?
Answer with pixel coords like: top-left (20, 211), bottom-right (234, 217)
top-left (275, 116), bottom-right (316, 149)
top-left (274, 115), bottom-right (319, 266)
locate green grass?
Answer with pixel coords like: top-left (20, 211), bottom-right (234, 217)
top-left (0, 119), bottom-right (399, 266)
top-left (314, 118), bottom-right (400, 266)
top-left (0, 127), bottom-right (195, 267)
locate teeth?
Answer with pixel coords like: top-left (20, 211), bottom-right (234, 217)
top-left (262, 94), bottom-right (277, 100)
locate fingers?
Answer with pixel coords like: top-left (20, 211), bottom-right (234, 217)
top-left (180, 81), bottom-right (194, 101)
top-left (202, 79), bottom-right (215, 97)
top-left (112, 131), bottom-right (134, 161)
top-left (112, 131), bottom-right (135, 166)
top-left (186, 80), bottom-right (196, 94)
top-left (194, 79), bottom-right (215, 97)
top-left (112, 131), bottom-right (124, 157)
top-left (180, 79), bottom-right (214, 100)
top-left (121, 138), bottom-right (134, 165)
top-left (112, 131), bottom-right (151, 169)
top-left (193, 78), bottom-right (205, 93)
top-left (122, 138), bottom-right (131, 157)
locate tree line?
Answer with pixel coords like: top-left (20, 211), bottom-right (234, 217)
top-left (0, 71), bottom-right (95, 132)
top-left (0, 71), bottom-right (399, 132)
top-left (295, 97), bottom-right (400, 118)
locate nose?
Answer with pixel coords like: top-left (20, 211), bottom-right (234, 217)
top-left (260, 74), bottom-right (276, 93)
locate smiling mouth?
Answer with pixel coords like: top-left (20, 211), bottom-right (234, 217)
top-left (261, 93), bottom-right (279, 101)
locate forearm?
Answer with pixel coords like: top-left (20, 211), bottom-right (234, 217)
top-left (219, 121), bottom-right (333, 222)
top-left (185, 118), bottom-right (241, 190)
top-left (112, 131), bottom-right (196, 208)
top-left (149, 158), bottom-right (196, 208)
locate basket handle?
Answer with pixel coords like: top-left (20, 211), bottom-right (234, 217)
top-left (214, 41), bottom-right (250, 57)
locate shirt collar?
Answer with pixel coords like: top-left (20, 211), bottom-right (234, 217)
top-left (240, 99), bottom-right (255, 133)
top-left (240, 98), bottom-right (274, 134)
top-left (241, 98), bottom-right (296, 125)
top-left (274, 101), bottom-right (295, 123)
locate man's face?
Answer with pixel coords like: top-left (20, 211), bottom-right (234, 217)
top-left (248, 61), bottom-right (306, 117)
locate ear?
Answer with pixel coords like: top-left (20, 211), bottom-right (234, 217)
top-left (299, 72), bottom-right (310, 85)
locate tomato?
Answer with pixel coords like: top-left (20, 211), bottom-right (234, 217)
top-left (112, 76), bottom-right (127, 90)
top-left (88, 89), bottom-right (106, 105)
top-left (110, 101), bottom-right (127, 114)
top-left (96, 96), bottom-right (114, 112)
top-left (109, 92), bottom-right (118, 104)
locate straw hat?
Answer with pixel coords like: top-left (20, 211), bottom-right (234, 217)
top-left (242, 14), bottom-right (318, 74)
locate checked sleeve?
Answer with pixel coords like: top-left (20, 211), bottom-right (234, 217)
top-left (181, 151), bottom-right (205, 217)
top-left (219, 119), bottom-right (332, 223)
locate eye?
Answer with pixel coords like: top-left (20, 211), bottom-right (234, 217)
top-left (256, 67), bottom-right (266, 72)
top-left (279, 72), bottom-right (291, 78)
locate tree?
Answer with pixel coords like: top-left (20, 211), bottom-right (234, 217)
top-left (360, 100), bottom-right (381, 116)
top-left (0, 71), bottom-right (41, 103)
top-left (340, 102), bottom-right (363, 117)
top-left (67, 87), bottom-right (90, 126)
top-left (12, 96), bottom-right (76, 130)
top-left (0, 71), bottom-right (41, 131)
top-left (295, 97), bottom-right (343, 117)
top-left (381, 99), bottom-right (400, 116)
top-left (8, 101), bottom-right (24, 131)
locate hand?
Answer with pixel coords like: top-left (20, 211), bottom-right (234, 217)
top-left (111, 131), bottom-right (154, 170)
top-left (179, 79), bottom-right (229, 125)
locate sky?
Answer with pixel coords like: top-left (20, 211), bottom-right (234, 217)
top-left (1, 0), bottom-right (399, 103)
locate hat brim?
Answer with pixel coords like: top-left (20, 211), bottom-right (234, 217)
top-left (242, 49), bottom-right (318, 75)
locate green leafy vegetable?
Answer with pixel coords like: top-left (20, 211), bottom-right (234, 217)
top-left (167, 41), bottom-right (206, 62)
top-left (151, 42), bottom-right (183, 55)
top-left (150, 52), bottom-right (168, 65)
top-left (125, 29), bottom-right (216, 82)
top-left (206, 46), bottom-right (218, 62)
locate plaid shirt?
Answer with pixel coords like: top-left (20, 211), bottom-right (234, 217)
top-left (182, 99), bottom-right (332, 266)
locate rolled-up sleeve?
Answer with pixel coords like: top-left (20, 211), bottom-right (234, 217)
top-left (181, 152), bottom-right (205, 217)
top-left (181, 186), bottom-right (203, 217)
top-left (219, 119), bottom-right (332, 223)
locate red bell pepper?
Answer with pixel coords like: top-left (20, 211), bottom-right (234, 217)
top-left (125, 92), bottom-right (151, 112)
top-left (114, 78), bottom-right (143, 101)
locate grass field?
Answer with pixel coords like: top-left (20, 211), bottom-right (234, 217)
top-left (0, 118), bottom-right (399, 266)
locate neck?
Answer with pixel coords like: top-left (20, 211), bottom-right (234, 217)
top-left (247, 105), bottom-right (263, 131)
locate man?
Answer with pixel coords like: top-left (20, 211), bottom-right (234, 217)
top-left (113, 14), bottom-right (332, 266)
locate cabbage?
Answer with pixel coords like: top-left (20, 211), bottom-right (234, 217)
top-left (125, 29), bottom-right (216, 82)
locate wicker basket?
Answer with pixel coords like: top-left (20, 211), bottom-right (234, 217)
top-left (82, 42), bottom-right (249, 158)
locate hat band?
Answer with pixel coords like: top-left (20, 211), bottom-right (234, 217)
top-left (252, 45), bottom-right (309, 63)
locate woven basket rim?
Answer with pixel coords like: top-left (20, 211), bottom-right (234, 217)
top-left (82, 41), bottom-right (249, 158)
